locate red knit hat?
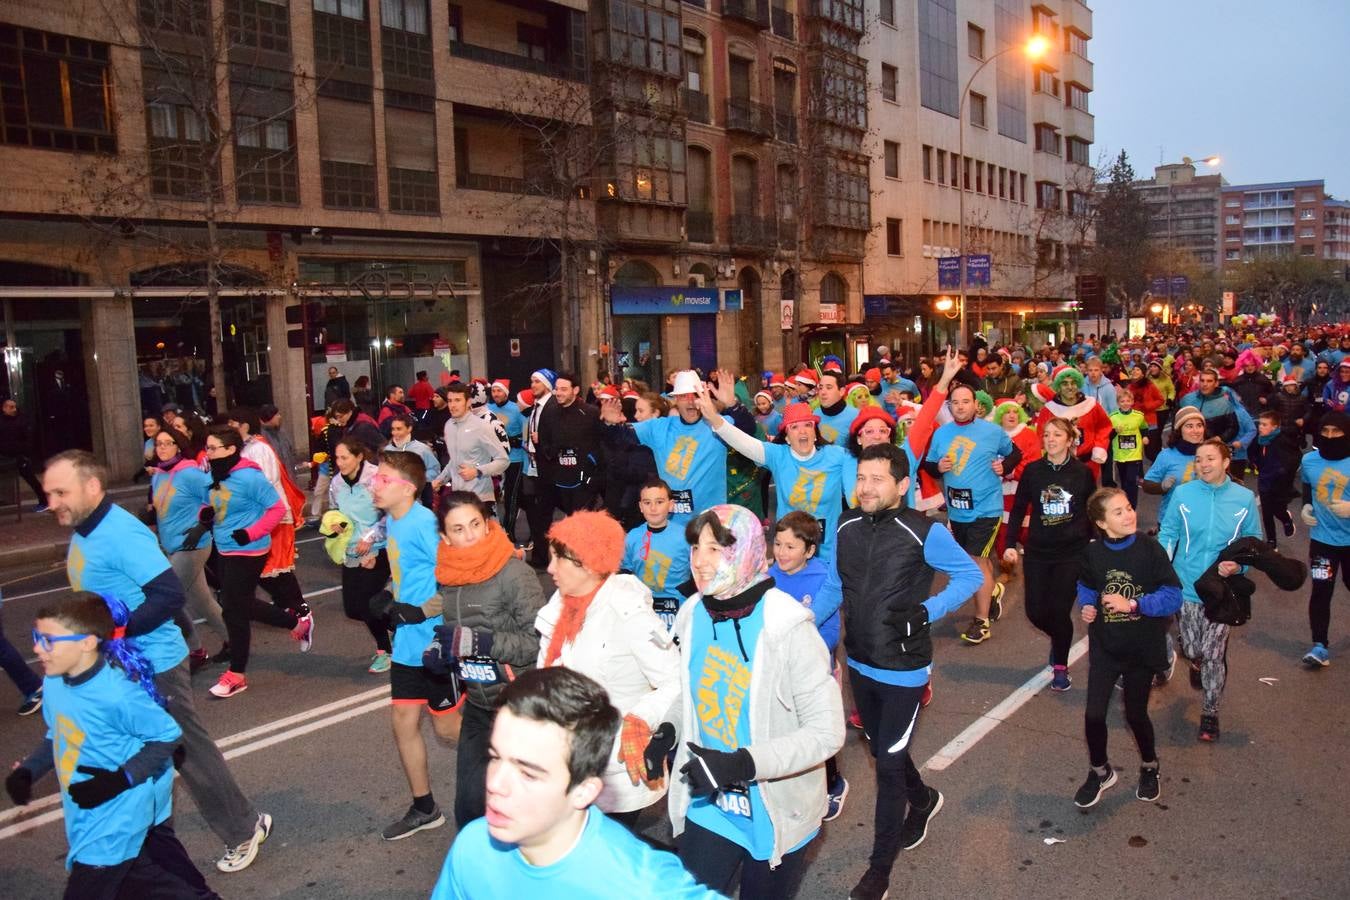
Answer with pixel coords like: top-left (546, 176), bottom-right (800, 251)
top-left (779, 401), bottom-right (821, 433)
top-left (849, 404), bottom-right (896, 437)
top-left (516, 388), bottom-right (535, 407)
top-left (547, 510), bottom-right (626, 575)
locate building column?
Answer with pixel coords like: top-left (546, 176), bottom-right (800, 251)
top-left (265, 293), bottom-right (310, 460)
top-left (82, 297), bottom-right (141, 477)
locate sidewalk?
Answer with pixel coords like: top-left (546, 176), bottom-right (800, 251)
top-left (0, 483), bottom-right (149, 573)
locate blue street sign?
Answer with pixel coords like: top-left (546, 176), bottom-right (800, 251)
top-left (966, 254), bottom-right (992, 288)
top-left (722, 289), bottom-right (742, 311)
top-left (1151, 276), bottom-right (1169, 296)
top-left (938, 256), bottom-right (961, 290)
top-left (1169, 275), bottom-right (1189, 297)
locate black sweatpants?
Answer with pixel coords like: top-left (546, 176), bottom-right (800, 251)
top-left (64, 822), bottom-right (219, 900)
top-left (1309, 539), bottom-right (1350, 646)
top-left (1115, 460), bottom-right (1141, 510)
top-left (678, 820), bottom-right (811, 900)
top-left (849, 669), bottom-right (930, 873)
top-left (454, 702), bottom-right (495, 828)
top-left (341, 550), bottom-right (392, 653)
top-left (1259, 488), bottom-right (1295, 545)
top-left (2, 453), bottom-right (45, 503)
top-left (498, 461), bottom-right (523, 540)
top-left (257, 569), bottom-right (308, 616)
top-left (217, 553), bottom-right (299, 674)
top-left (523, 476), bottom-right (554, 566)
top-left (1023, 556), bottom-right (1079, 667)
top-left (1084, 646), bottom-right (1157, 769)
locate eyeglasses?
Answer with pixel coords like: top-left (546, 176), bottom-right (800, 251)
top-left (32, 630), bottom-right (90, 651)
top-left (371, 473), bottom-right (413, 488)
top-left (204, 443), bottom-right (228, 453)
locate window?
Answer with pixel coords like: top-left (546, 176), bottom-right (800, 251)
top-left (147, 101), bottom-right (209, 198)
top-left (1019, 173), bottom-right (1027, 202)
top-left (235, 113), bottom-right (297, 204)
top-left (1036, 181), bottom-right (1060, 210)
top-left (732, 154), bottom-right (757, 215)
top-left (950, 152), bottom-right (959, 188)
top-left (611, 121), bottom-right (686, 204)
top-left (918, 0), bottom-right (958, 116)
top-left (969, 91), bottom-right (986, 127)
top-left (1034, 123), bottom-right (1059, 154)
top-left (935, 149), bottom-right (946, 186)
top-left (318, 97), bottom-right (377, 208)
top-left (229, 0), bottom-right (291, 53)
top-left (884, 140), bottom-right (899, 178)
top-left (1301, 245), bottom-right (1316, 256)
top-left (0, 26), bottom-right (116, 153)
top-left (1301, 209), bottom-right (1316, 220)
top-left (1066, 82), bottom-right (1089, 112)
top-left (387, 108), bottom-right (438, 213)
top-left (1226, 214), bottom-right (1240, 225)
top-left (998, 166), bottom-right (1006, 198)
top-left (1301, 192), bottom-right (1317, 203)
top-left (1035, 67), bottom-right (1059, 97)
top-left (962, 155), bottom-right (970, 190)
top-left (1225, 198), bottom-right (1240, 208)
top-left (975, 161), bottom-right (982, 193)
top-left (1066, 135), bottom-right (1090, 166)
top-left (820, 272), bottom-right (846, 304)
top-left (879, 0), bottom-right (895, 25)
top-left (994, 0), bottom-right (1026, 142)
top-left (606, 0), bottom-right (682, 77)
top-left (684, 31), bottom-right (705, 93)
top-left (315, 0), bottom-right (364, 19)
top-left (1066, 28), bottom-right (1087, 57)
top-left (880, 64), bottom-right (897, 102)
top-left (886, 218), bottom-right (902, 255)
top-left (968, 23), bottom-right (984, 59)
top-left (1226, 249), bottom-right (1240, 260)
top-left (448, 4), bottom-right (461, 41)
top-left (922, 145), bottom-right (933, 181)
top-left (141, 0), bottom-right (209, 34)
top-left (1068, 191), bottom-right (1089, 216)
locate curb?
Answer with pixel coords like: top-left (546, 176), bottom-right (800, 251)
top-left (0, 539), bottom-right (69, 574)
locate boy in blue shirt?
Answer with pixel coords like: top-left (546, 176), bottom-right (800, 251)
top-left (431, 666), bottom-right (716, 900)
top-left (371, 450), bottom-right (457, 842)
top-left (6, 592), bottom-right (218, 899)
top-left (621, 478), bottom-right (692, 630)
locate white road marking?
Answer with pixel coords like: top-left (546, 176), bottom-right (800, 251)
top-left (922, 636), bottom-right (1089, 772)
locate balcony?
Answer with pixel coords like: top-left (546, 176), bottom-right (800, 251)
top-left (724, 0), bottom-right (770, 28)
top-left (682, 88), bottom-right (711, 124)
top-left (730, 213), bottom-right (773, 250)
top-left (725, 98), bottom-right (773, 137)
top-left (450, 41), bottom-right (585, 82)
top-left (771, 6), bottom-right (795, 39)
top-left (686, 210), bottom-right (715, 243)
top-left (774, 108), bottom-right (797, 144)
top-left (457, 171), bottom-right (559, 197)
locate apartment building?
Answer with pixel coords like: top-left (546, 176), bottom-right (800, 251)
top-left (1219, 179), bottom-right (1343, 268)
top-left (1134, 161), bottom-right (1226, 273)
top-left (862, 0), bottom-right (1091, 359)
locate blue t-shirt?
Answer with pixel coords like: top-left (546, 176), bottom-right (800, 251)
top-left (431, 809), bottom-right (719, 900)
top-left (633, 416), bottom-right (727, 520)
top-left (816, 404), bottom-right (858, 447)
top-left (622, 522), bottom-right (691, 630)
top-left (1302, 450), bottom-right (1350, 547)
top-left (151, 463), bottom-right (212, 554)
top-left (925, 418), bottom-right (1015, 522)
top-left (768, 558), bottom-right (841, 652)
top-left (1142, 447), bottom-right (1197, 524)
top-left (386, 502), bottom-right (444, 666)
top-left (43, 663), bottom-right (179, 868)
top-left (761, 442), bottom-right (851, 562)
top-left (490, 401), bottom-right (528, 464)
top-left (209, 466), bottom-right (280, 554)
top-left (68, 504), bottom-right (186, 674)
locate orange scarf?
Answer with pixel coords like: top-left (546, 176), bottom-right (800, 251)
top-left (434, 520), bottom-right (515, 586)
top-left (543, 582), bottom-right (603, 667)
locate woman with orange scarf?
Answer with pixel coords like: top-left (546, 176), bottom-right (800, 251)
top-left (422, 491), bottom-right (546, 828)
top-left (534, 509), bottom-right (682, 832)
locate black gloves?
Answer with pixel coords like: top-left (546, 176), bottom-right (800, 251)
top-left (181, 523), bottom-right (209, 551)
top-left (422, 629), bottom-right (450, 676)
top-left (643, 723), bottom-right (677, 781)
top-left (231, 528), bottom-right (251, 546)
top-left (369, 589), bottom-right (395, 620)
top-left (679, 743), bottom-right (755, 798)
top-left (389, 603), bottom-right (427, 626)
top-left (198, 506), bottom-right (216, 526)
top-left (886, 603), bottom-right (930, 639)
top-left (5, 767), bottom-right (33, 806)
top-left (67, 765), bottom-right (131, 809)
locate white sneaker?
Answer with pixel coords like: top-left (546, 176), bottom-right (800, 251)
top-left (217, 812), bottom-right (272, 873)
top-left (292, 612), bottom-right (314, 653)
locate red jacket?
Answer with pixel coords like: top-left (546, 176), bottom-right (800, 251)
top-left (1126, 379), bottom-right (1166, 427)
top-left (1034, 395), bottom-right (1111, 479)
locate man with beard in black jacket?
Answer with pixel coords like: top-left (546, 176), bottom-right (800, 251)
top-left (533, 372), bottom-right (604, 516)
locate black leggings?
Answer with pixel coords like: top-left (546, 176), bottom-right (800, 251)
top-left (257, 570), bottom-right (308, 616)
top-left (454, 702), bottom-right (495, 828)
top-left (679, 819), bottom-right (811, 900)
top-left (1023, 556), bottom-right (1078, 667)
top-left (341, 550), bottom-right (392, 653)
top-left (1309, 539), bottom-right (1350, 646)
top-left (217, 553), bottom-right (299, 674)
top-left (1084, 649), bottom-right (1157, 768)
top-left (850, 670), bottom-right (928, 873)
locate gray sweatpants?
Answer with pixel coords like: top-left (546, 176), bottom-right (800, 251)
top-left (1179, 601), bottom-right (1229, 716)
top-left (169, 547), bottom-right (227, 651)
top-left (155, 661), bottom-right (259, 846)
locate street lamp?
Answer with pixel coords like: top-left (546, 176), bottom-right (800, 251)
top-left (957, 35), bottom-right (1049, 345)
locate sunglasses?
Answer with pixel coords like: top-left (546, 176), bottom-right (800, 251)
top-left (32, 630), bottom-right (90, 652)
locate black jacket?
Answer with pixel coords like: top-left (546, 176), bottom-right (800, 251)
top-left (536, 400), bottom-right (603, 488)
top-left (1006, 456), bottom-right (1096, 560)
top-left (0, 412), bottom-right (33, 458)
top-left (1230, 371), bottom-right (1275, 416)
top-left (1195, 536), bottom-right (1308, 626)
top-left (1249, 430), bottom-right (1302, 500)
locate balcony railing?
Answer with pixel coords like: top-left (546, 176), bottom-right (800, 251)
top-left (457, 171), bottom-right (559, 197)
top-left (450, 40), bottom-right (585, 82)
top-left (771, 6), bottom-right (794, 39)
top-left (724, 0), bottom-right (770, 28)
top-left (682, 88), bottom-right (711, 124)
top-left (730, 213), bottom-right (773, 249)
top-left (686, 210), bottom-right (714, 243)
top-left (774, 109), bottom-right (797, 144)
top-left (725, 98), bottom-right (773, 137)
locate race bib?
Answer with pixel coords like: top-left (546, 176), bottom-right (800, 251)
top-left (558, 449), bottom-right (578, 468)
top-left (715, 786), bottom-right (753, 820)
top-left (670, 489), bottom-right (694, 516)
top-left (1118, 435), bottom-right (1138, 451)
top-left (653, 595), bottom-right (678, 631)
top-left (458, 656), bottom-right (500, 684)
top-left (948, 487), bottom-right (973, 510)
top-left (1311, 556), bottom-right (1332, 581)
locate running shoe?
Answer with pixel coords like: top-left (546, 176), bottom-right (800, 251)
top-left (209, 670), bottom-right (248, 699)
top-left (959, 617), bottom-right (991, 645)
top-left (989, 581), bottom-right (1005, 622)
top-left (188, 648), bottom-right (210, 675)
top-left (824, 775), bottom-right (850, 822)
top-left (1302, 643), bottom-right (1330, 668)
top-left (216, 812), bottom-right (272, 872)
top-left (381, 804), bottom-right (446, 841)
top-left (848, 709), bottom-right (864, 729)
top-left (1198, 714), bottom-right (1220, 742)
top-left (1050, 667), bottom-right (1072, 692)
top-left (849, 866), bottom-right (891, 900)
top-left (292, 612), bottom-right (315, 652)
top-left (17, 687), bottom-right (42, 716)
top-left (1283, 518), bottom-right (1296, 538)
top-left (920, 682), bottom-right (933, 708)
top-left (899, 787), bottom-right (944, 849)
top-left (368, 651), bottom-right (392, 674)
top-left (1073, 766), bottom-right (1117, 808)
top-left (1136, 766), bottom-right (1160, 802)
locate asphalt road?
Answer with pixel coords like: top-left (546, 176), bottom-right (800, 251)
top-left (0, 491), bottom-right (1347, 900)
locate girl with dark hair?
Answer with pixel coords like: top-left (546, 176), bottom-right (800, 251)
top-left (327, 436), bottom-right (392, 673)
top-left (1141, 406), bottom-right (1207, 530)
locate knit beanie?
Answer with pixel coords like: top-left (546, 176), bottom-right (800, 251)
top-left (547, 510), bottom-right (626, 576)
top-left (1173, 406), bottom-right (1205, 431)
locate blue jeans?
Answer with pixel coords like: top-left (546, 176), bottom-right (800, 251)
top-left (0, 608), bottom-right (42, 697)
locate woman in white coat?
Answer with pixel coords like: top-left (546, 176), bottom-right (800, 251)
top-left (535, 508), bottom-right (681, 828)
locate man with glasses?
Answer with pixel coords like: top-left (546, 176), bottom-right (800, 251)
top-left (41, 450), bottom-right (272, 874)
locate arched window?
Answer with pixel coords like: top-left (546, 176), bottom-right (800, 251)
top-left (613, 259), bottom-right (660, 287)
top-left (780, 268), bottom-right (797, 302)
top-left (819, 272), bottom-right (846, 305)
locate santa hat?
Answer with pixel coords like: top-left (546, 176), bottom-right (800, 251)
top-left (863, 367), bottom-right (882, 384)
top-left (516, 388), bottom-right (535, 407)
top-left (821, 355), bottom-right (845, 374)
top-left (596, 384), bottom-right (620, 401)
top-left (1032, 382), bottom-right (1057, 404)
top-left (793, 370), bottom-right (819, 389)
top-left (531, 368), bottom-right (557, 389)
top-left (547, 510), bottom-right (626, 576)
top-left (1281, 373), bottom-right (1301, 387)
top-left (849, 405), bottom-right (896, 436)
top-left (753, 389), bottom-right (774, 407)
top-left (779, 401), bottom-right (820, 433)
top-left (769, 373), bottom-right (786, 387)
top-left (895, 400), bottom-right (922, 421)
top-left (621, 389), bottom-right (640, 400)
top-left (491, 378), bottom-right (510, 392)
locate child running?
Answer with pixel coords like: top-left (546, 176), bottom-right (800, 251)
top-left (6, 592), bottom-right (219, 899)
top-left (1108, 388), bottom-right (1148, 509)
top-left (1073, 488), bottom-right (1183, 808)
top-left (621, 478), bottom-right (693, 630)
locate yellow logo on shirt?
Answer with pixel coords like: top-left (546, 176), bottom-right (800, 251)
top-left (1181, 462), bottom-right (1195, 484)
top-left (947, 436), bottom-right (976, 475)
top-left (388, 537), bottom-right (403, 599)
top-left (1316, 468), bottom-right (1348, 506)
top-left (697, 644), bottom-right (751, 747)
top-left (788, 469), bottom-right (827, 511)
top-left (54, 713), bottom-right (86, 790)
top-left (211, 484), bottom-right (232, 523)
top-left (67, 544), bottom-right (86, 592)
top-left (153, 477), bottom-right (177, 521)
top-left (820, 423), bottom-right (839, 444)
top-left (642, 549), bottom-right (672, 592)
top-left (665, 436), bottom-right (699, 481)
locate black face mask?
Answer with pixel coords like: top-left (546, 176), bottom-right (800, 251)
top-left (1315, 432), bottom-right (1350, 461)
top-left (208, 455), bottom-right (236, 485)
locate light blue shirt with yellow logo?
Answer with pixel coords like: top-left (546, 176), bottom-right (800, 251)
top-left (925, 418), bottom-right (1015, 523)
top-left (761, 442), bottom-right (851, 562)
top-left (633, 416), bottom-right (728, 521)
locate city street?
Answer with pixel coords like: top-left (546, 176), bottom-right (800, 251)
top-left (1, 490), bottom-right (1346, 899)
